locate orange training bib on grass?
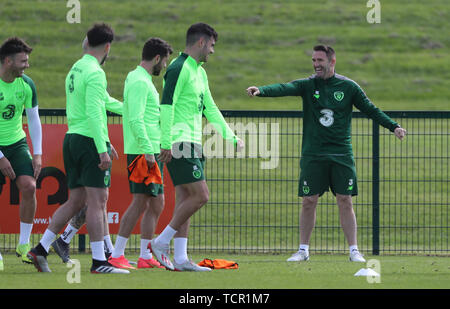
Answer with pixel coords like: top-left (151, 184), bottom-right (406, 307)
top-left (197, 259), bottom-right (239, 269)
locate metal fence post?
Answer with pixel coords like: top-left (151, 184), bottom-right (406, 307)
top-left (78, 234), bottom-right (86, 253)
top-left (372, 122), bottom-right (380, 255)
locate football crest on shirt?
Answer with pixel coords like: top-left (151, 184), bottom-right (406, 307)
top-left (15, 90), bottom-right (25, 101)
top-left (333, 91), bottom-right (344, 102)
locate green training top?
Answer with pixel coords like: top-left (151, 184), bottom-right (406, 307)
top-left (65, 54), bottom-right (122, 154)
top-left (160, 52), bottom-right (236, 149)
top-left (257, 73), bottom-right (399, 156)
top-left (0, 74), bottom-right (38, 145)
top-left (123, 65), bottom-right (160, 155)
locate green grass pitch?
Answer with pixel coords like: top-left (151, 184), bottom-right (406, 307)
top-left (0, 253), bottom-right (448, 289)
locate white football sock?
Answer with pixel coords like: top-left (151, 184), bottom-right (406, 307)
top-left (19, 222), bottom-right (33, 245)
top-left (91, 241), bottom-right (106, 261)
top-left (349, 245), bottom-right (359, 252)
top-left (103, 235), bottom-right (114, 253)
top-left (174, 237), bottom-right (188, 264)
top-left (111, 236), bottom-right (128, 258)
top-left (155, 225), bottom-right (177, 246)
top-left (40, 229), bottom-right (56, 253)
top-left (140, 239), bottom-right (152, 259)
top-left (61, 224), bottom-right (78, 244)
top-left (299, 244), bottom-right (309, 253)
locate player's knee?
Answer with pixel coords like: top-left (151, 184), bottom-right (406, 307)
top-left (197, 192), bottom-right (209, 206)
top-left (18, 180), bottom-right (36, 198)
top-left (141, 194), bottom-right (164, 217)
top-left (132, 194), bottom-right (150, 210)
top-left (189, 183), bottom-right (209, 206)
top-left (99, 190), bottom-right (109, 205)
top-left (88, 192), bottom-right (108, 210)
top-left (151, 196), bottom-right (164, 215)
top-left (99, 194), bottom-right (108, 208)
top-left (192, 190), bottom-right (209, 208)
top-left (336, 195), bottom-right (353, 211)
top-left (302, 195), bottom-right (318, 210)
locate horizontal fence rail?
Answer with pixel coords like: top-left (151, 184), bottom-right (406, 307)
top-left (1, 110), bottom-right (448, 256)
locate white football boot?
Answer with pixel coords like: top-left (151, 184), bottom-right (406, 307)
top-left (287, 249), bottom-right (310, 262)
top-left (349, 250), bottom-right (366, 262)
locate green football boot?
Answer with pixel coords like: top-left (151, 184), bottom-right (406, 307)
top-left (16, 243), bottom-right (33, 264)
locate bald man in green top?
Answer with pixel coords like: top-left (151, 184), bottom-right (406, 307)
top-left (28, 23), bottom-right (128, 274)
top-left (150, 23), bottom-right (244, 271)
top-left (108, 37), bottom-right (173, 270)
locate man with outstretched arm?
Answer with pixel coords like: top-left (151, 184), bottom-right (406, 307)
top-left (247, 45), bottom-right (406, 262)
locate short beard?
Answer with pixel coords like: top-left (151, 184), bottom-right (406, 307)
top-left (317, 65), bottom-right (332, 79)
top-left (12, 67), bottom-right (25, 78)
top-left (152, 67), bottom-right (161, 76)
top-left (152, 61), bottom-right (163, 76)
top-left (200, 52), bottom-right (208, 63)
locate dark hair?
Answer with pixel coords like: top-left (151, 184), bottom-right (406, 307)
top-left (313, 44), bottom-right (335, 61)
top-left (142, 37), bottom-right (173, 61)
top-left (0, 37), bottom-right (32, 63)
top-left (87, 23), bottom-right (114, 47)
top-left (186, 22), bottom-right (218, 46)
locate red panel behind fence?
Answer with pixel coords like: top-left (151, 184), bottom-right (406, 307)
top-left (0, 124), bottom-right (175, 235)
